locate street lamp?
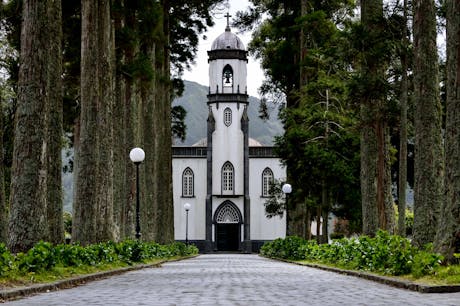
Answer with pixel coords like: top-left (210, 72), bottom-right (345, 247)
top-left (130, 147), bottom-right (145, 239)
top-left (184, 203), bottom-right (191, 245)
top-left (282, 183), bottom-right (292, 237)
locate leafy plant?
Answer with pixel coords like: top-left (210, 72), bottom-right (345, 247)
top-left (261, 231), bottom-right (444, 277)
top-left (17, 241), bottom-right (56, 273)
top-left (0, 240), bottom-right (198, 279)
top-left (0, 243), bottom-right (15, 275)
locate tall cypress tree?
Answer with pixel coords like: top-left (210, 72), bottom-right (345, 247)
top-left (46, 0), bottom-right (64, 245)
top-left (74, 0), bottom-right (116, 244)
top-left (9, 0), bottom-right (54, 252)
top-left (397, 0), bottom-right (409, 237)
top-left (73, 0), bottom-right (101, 245)
top-left (360, 0), bottom-right (384, 236)
top-left (412, 0), bottom-right (443, 247)
top-left (0, 87), bottom-right (6, 243)
top-left (95, 0), bottom-right (115, 242)
top-left (434, 0), bottom-right (460, 261)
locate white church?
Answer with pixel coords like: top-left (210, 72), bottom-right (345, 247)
top-left (172, 22), bottom-right (286, 253)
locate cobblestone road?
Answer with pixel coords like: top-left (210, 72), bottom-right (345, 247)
top-left (5, 254), bottom-right (460, 305)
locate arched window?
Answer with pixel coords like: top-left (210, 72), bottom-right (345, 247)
top-left (222, 162), bottom-right (234, 193)
top-left (222, 64), bottom-right (233, 87)
top-left (182, 168), bottom-right (194, 197)
top-left (224, 107), bottom-right (232, 126)
top-left (262, 168), bottom-right (274, 197)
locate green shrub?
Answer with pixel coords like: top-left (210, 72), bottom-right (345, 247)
top-left (261, 236), bottom-right (309, 260)
top-left (114, 240), bottom-right (146, 264)
top-left (0, 240), bottom-right (198, 277)
top-left (412, 250), bottom-right (443, 278)
top-left (0, 243), bottom-right (14, 275)
top-left (260, 231), bottom-right (444, 277)
top-left (55, 244), bottom-right (85, 267)
top-left (17, 241), bottom-right (56, 273)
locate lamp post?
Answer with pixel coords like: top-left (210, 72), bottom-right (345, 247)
top-left (130, 147), bottom-right (145, 240)
top-left (282, 183), bottom-right (292, 237)
top-left (184, 203), bottom-right (191, 245)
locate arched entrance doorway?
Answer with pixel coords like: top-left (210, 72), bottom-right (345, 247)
top-left (214, 201), bottom-right (242, 251)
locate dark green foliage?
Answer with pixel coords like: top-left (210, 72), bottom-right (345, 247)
top-left (172, 105), bottom-right (187, 141)
top-left (55, 244), bottom-right (87, 267)
top-left (0, 244), bottom-right (14, 275)
top-left (260, 236), bottom-right (310, 260)
top-left (0, 240), bottom-right (197, 275)
top-left (17, 242), bottom-right (57, 273)
top-left (261, 231), bottom-right (443, 277)
top-left (412, 248), bottom-right (444, 278)
top-left (263, 179), bottom-right (286, 218)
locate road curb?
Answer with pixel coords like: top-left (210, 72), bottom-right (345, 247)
top-left (262, 256), bottom-right (460, 294)
top-left (0, 255), bottom-right (199, 302)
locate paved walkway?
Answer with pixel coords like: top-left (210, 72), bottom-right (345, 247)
top-left (4, 254), bottom-right (460, 305)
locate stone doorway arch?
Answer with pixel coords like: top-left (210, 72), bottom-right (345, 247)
top-left (214, 201), bottom-right (242, 251)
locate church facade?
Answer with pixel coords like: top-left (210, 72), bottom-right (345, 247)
top-left (172, 24), bottom-right (286, 253)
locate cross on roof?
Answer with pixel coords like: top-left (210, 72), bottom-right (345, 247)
top-left (225, 12), bottom-right (231, 31)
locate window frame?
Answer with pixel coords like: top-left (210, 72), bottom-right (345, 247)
top-left (182, 167), bottom-right (194, 198)
top-left (261, 167), bottom-right (274, 197)
top-left (221, 162), bottom-right (234, 194)
top-left (224, 107), bottom-right (232, 127)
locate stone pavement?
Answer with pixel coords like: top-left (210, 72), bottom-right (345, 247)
top-left (4, 254), bottom-right (460, 305)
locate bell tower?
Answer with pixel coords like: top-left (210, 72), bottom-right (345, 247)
top-left (205, 15), bottom-right (251, 252)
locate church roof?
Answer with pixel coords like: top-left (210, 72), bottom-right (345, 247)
top-left (192, 137), bottom-right (263, 147)
top-left (211, 27), bottom-right (245, 51)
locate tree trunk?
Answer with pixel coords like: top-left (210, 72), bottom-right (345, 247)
top-left (73, 0), bottom-right (100, 245)
top-left (74, 0), bottom-right (117, 244)
top-left (140, 39), bottom-right (157, 241)
top-left (306, 204), bottom-right (312, 240)
top-left (376, 119), bottom-right (386, 230)
top-left (112, 0), bottom-right (126, 241)
top-left (9, 0), bottom-right (50, 253)
top-left (95, 0), bottom-right (115, 242)
top-left (316, 206), bottom-right (321, 244)
top-left (360, 0), bottom-right (383, 236)
top-left (412, 0), bottom-right (443, 247)
top-left (321, 206), bottom-right (329, 244)
top-left (0, 91), bottom-right (7, 243)
top-left (46, 0), bottom-right (64, 245)
top-left (384, 128), bottom-right (395, 233)
top-left (121, 2), bottom-right (139, 239)
top-left (299, 0), bottom-right (308, 86)
top-left (434, 0), bottom-right (460, 261)
top-left (138, 1), bottom-right (174, 243)
top-left (156, 0), bottom-right (174, 243)
top-left (398, 0), bottom-right (409, 237)
top-left (360, 105), bottom-right (378, 236)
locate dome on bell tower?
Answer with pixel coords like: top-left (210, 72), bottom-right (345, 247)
top-left (210, 12), bottom-right (245, 51)
top-left (211, 28), bottom-right (245, 51)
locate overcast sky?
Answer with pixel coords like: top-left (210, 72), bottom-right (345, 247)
top-left (182, 0), bottom-right (264, 97)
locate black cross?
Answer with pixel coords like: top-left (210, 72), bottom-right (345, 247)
top-left (225, 12), bottom-right (232, 28)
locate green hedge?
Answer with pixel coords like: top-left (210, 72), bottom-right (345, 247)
top-left (0, 240), bottom-right (198, 275)
top-left (260, 231), bottom-right (443, 277)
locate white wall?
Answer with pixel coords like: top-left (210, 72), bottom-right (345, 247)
top-left (211, 103), bottom-right (245, 195)
top-left (249, 158), bottom-right (286, 240)
top-left (173, 158), bottom-right (207, 240)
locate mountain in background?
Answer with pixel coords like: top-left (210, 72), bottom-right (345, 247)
top-left (173, 80), bottom-right (284, 146)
